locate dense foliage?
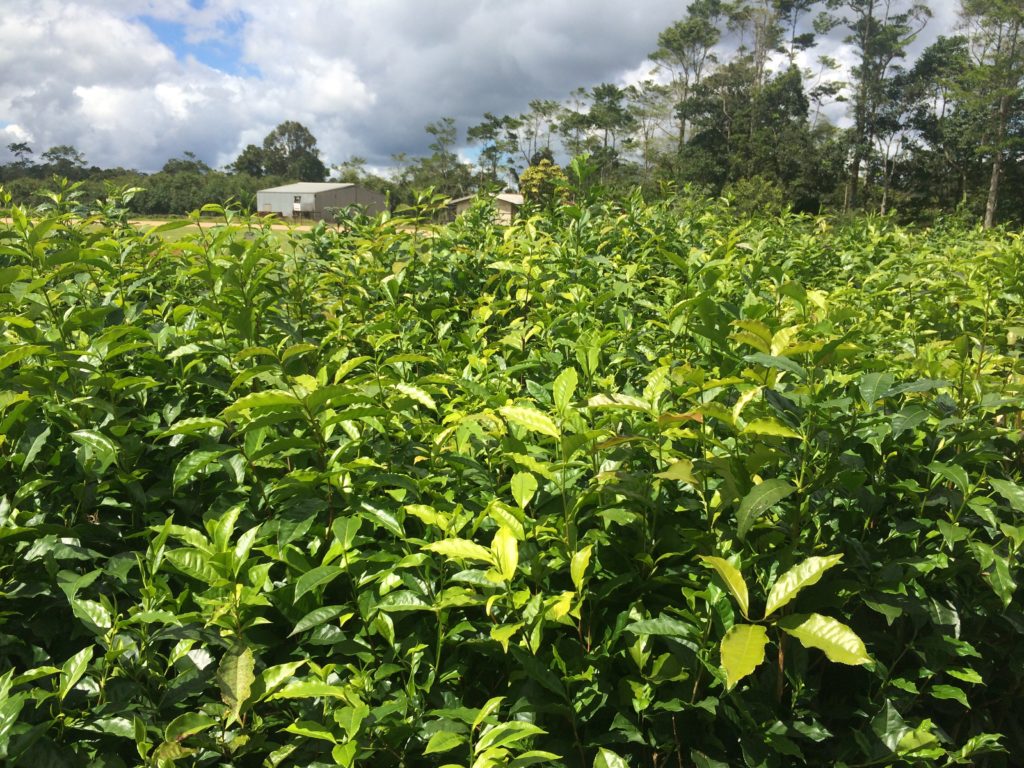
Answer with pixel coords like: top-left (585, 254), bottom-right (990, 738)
top-left (0, 183), bottom-right (1022, 767)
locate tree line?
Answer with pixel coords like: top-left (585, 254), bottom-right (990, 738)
top-left (3, 0), bottom-right (1024, 225)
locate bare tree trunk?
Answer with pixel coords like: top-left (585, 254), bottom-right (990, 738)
top-left (984, 93), bottom-right (1010, 229)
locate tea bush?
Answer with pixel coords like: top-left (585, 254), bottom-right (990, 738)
top-left (0, 185), bottom-right (1021, 766)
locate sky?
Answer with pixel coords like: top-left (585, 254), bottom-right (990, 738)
top-left (0, 0), bottom-right (958, 174)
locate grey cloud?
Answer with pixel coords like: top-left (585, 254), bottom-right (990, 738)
top-left (0, 0), bottom-right (958, 172)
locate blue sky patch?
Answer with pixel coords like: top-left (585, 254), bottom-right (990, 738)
top-left (139, 14), bottom-right (249, 75)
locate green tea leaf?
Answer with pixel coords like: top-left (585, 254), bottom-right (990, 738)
top-left (929, 461), bottom-right (970, 495)
top-left (267, 680), bottom-right (351, 700)
top-left (424, 730), bottom-right (467, 755)
top-left (284, 720), bottom-right (337, 742)
top-left (552, 368), bottom-right (578, 413)
top-left (492, 527), bottom-right (518, 582)
top-left (742, 418), bottom-right (802, 440)
top-left (570, 545), bottom-right (593, 592)
top-left (294, 565), bottom-right (347, 603)
top-left (218, 644), bottom-right (255, 725)
top-left (59, 646), bottom-right (93, 701)
top-left (499, 405), bottom-right (561, 438)
top-left (424, 538), bottom-right (495, 564)
top-left (699, 556), bottom-right (750, 618)
top-left (70, 429), bottom-right (119, 472)
top-left (0, 344), bottom-right (48, 371)
top-left (720, 624), bottom-right (768, 689)
top-left (764, 554), bottom-right (843, 618)
top-left (222, 390), bottom-right (301, 417)
top-left (164, 712), bottom-right (218, 742)
top-left (594, 747), bottom-right (630, 768)
top-left (290, 605), bottom-right (348, 636)
top-left (394, 382), bottom-right (437, 410)
top-left (736, 479), bottom-right (795, 539)
top-left (778, 613), bottom-right (871, 665)
top-left (990, 478), bottom-right (1024, 513)
top-left (510, 471), bottom-right (537, 510)
top-left (859, 372), bottom-right (895, 404)
top-left (655, 459), bottom-right (697, 484)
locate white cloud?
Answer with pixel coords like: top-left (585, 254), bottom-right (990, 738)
top-left (0, 0), bottom-right (959, 172)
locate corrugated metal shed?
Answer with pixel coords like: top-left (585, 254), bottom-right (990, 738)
top-left (257, 182), bottom-right (386, 219)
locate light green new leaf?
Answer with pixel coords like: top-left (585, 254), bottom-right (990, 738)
top-left (742, 418), bottom-right (802, 440)
top-left (655, 459), bottom-right (697, 484)
top-left (720, 624), bottom-right (768, 689)
top-left (254, 661), bottom-right (306, 700)
top-left (159, 417), bottom-right (227, 438)
top-left (221, 390), bottom-right (301, 417)
top-left (394, 382), bottom-right (437, 410)
top-left (491, 623), bottom-right (523, 652)
top-left (476, 721), bottom-right (545, 752)
top-left (698, 556), bottom-right (749, 618)
top-left (165, 548), bottom-right (220, 583)
top-left (492, 527), bottom-right (519, 582)
top-left (0, 344), bottom-right (48, 372)
top-left (284, 720), bottom-right (337, 743)
top-left (736, 479), bottom-right (795, 539)
top-left (594, 747), bottom-right (630, 768)
top-left (218, 644), bottom-right (255, 725)
top-left (424, 730), bottom-right (467, 755)
top-left (764, 554), bottom-right (843, 618)
top-left (552, 367), bottom-right (578, 413)
top-left (570, 545), bottom-right (593, 592)
top-left (778, 613), bottom-right (871, 665)
top-left (499, 405), bottom-right (561, 438)
top-left (59, 646), bottom-right (94, 701)
top-left (266, 680), bottom-right (351, 700)
top-left (510, 472), bottom-right (537, 510)
top-left (424, 539), bottom-right (495, 565)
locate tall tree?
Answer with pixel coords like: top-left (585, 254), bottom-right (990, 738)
top-left (651, 0), bottom-right (725, 150)
top-left (467, 113), bottom-right (519, 186)
top-left (826, 0), bottom-right (931, 210)
top-left (959, 0), bottom-right (1024, 227)
top-left (40, 145), bottom-right (87, 178)
top-left (6, 142), bottom-right (33, 168)
top-left (261, 121), bottom-right (327, 181)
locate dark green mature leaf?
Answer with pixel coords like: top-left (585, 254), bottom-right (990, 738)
top-left (736, 479), bottom-right (795, 539)
top-left (294, 566), bottom-right (347, 603)
top-left (70, 429), bottom-right (119, 472)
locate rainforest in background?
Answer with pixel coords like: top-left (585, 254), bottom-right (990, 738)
top-left (5, 0), bottom-right (1024, 226)
top-left (0, 170), bottom-right (1022, 766)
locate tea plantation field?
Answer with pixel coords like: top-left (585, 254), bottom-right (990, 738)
top-left (0, 188), bottom-right (1022, 767)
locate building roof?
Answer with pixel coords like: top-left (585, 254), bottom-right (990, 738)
top-left (448, 192), bottom-right (524, 206)
top-left (259, 182), bottom-right (354, 194)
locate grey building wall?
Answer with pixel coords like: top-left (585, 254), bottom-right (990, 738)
top-left (256, 184), bottom-right (387, 219)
